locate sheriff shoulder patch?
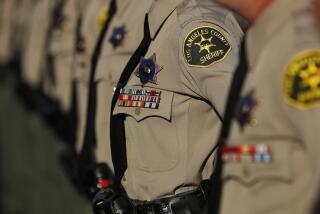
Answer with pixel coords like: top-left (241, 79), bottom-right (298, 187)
top-left (183, 26), bottom-right (231, 67)
top-left (283, 50), bottom-right (320, 109)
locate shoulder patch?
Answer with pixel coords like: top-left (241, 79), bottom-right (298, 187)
top-left (183, 26), bottom-right (231, 67)
top-left (283, 50), bottom-right (320, 109)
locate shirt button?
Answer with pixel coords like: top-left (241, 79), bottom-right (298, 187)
top-left (135, 107), bottom-right (141, 115)
top-left (80, 62), bottom-right (86, 68)
top-left (242, 166), bottom-right (250, 178)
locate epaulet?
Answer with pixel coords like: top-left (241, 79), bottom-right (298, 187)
top-left (291, 2), bottom-right (320, 46)
top-left (176, 0), bottom-right (227, 28)
top-left (176, 0), bottom-right (199, 27)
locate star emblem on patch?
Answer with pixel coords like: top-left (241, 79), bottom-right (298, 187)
top-left (283, 50), bottom-right (320, 109)
top-left (183, 26), bottom-right (231, 67)
top-left (134, 53), bottom-right (163, 85)
top-left (194, 35), bottom-right (216, 54)
top-left (235, 90), bottom-right (259, 131)
top-left (109, 25), bottom-right (126, 49)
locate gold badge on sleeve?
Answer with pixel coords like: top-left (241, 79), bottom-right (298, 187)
top-left (283, 50), bottom-right (320, 109)
top-left (97, 7), bottom-right (109, 32)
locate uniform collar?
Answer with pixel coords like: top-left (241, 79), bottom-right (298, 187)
top-left (246, 0), bottom-right (308, 68)
top-left (148, 0), bottom-right (185, 39)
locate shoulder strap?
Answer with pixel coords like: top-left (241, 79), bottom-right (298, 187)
top-left (110, 8), bottom-right (177, 186)
top-left (209, 38), bottom-right (248, 213)
top-left (110, 14), bottom-right (151, 186)
top-left (79, 0), bottom-right (117, 169)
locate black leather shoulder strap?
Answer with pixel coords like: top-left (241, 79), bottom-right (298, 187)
top-left (79, 0), bottom-right (117, 168)
top-left (110, 8), bottom-right (177, 186)
top-left (209, 38), bottom-right (248, 213)
top-left (110, 14), bottom-right (151, 186)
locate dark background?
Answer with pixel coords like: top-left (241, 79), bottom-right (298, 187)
top-left (0, 67), bottom-right (91, 214)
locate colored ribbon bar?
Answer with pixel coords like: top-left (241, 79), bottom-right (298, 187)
top-left (118, 88), bottom-right (161, 109)
top-left (222, 144), bottom-right (272, 163)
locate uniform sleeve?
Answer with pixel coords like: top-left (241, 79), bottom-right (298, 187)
top-left (178, 19), bottom-right (243, 116)
top-left (281, 45), bottom-right (320, 172)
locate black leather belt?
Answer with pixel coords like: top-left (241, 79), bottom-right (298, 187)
top-left (132, 181), bottom-right (210, 214)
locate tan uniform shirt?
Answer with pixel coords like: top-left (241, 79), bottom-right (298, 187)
top-left (21, 0), bottom-right (57, 88)
top-left (220, 0), bottom-right (320, 213)
top-left (74, 0), bottom-right (111, 153)
top-left (93, 0), bottom-right (154, 169)
top-left (0, 0), bottom-right (15, 63)
top-left (17, 0), bottom-right (39, 67)
top-left (112, 0), bottom-right (244, 201)
top-left (46, 0), bottom-right (81, 112)
top-left (75, 0), bottom-right (154, 168)
top-left (11, 0), bottom-right (35, 57)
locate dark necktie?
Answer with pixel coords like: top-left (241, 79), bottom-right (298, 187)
top-left (79, 0), bottom-right (117, 168)
top-left (110, 14), bottom-right (152, 186)
top-left (110, 8), bottom-right (186, 187)
top-left (209, 38), bottom-right (248, 213)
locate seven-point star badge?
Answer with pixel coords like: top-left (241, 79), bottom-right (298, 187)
top-left (134, 54), bottom-right (163, 85)
top-left (52, 2), bottom-right (65, 29)
top-left (194, 35), bottom-right (216, 54)
top-left (235, 90), bottom-right (259, 131)
top-left (109, 25), bottom-right (126, 49)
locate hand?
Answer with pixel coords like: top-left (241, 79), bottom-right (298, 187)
top-left (92, 187), bottom-right (136, 214)
top-left (79, 163), bottom-right (114, 199)
top-left (92, 187), bottom-right (116, 214)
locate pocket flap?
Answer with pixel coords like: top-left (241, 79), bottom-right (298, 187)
top-left (113, 87), bottom-right (173, 122)
top-left (222, 142), bottom-right (293, 184)
top-left (74, 54), bottom-right (90, 84)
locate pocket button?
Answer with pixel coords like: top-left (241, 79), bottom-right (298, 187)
top-left (243, 166), bottom-right (250, 178)
top-left (135, 107), bottom-right (141, 116)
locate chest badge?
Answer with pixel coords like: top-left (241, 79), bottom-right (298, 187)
top-left (109, 25), bottom-right (126, 49)
top-left (134, 53), bottom-right (163, 85)
top-left (183, 26), bottom-right (231, 67)
top-left (235, 90), bottom-right (259, 131)
top-left (52, 2), bottom-right (65, 30)
top-left (283, 50), bottom-right (320, 109)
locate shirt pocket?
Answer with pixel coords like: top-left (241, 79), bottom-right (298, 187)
top-left (222, 142), bottom-right (293, 185)
top-left (113, 89), bottom-right (180, 172)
